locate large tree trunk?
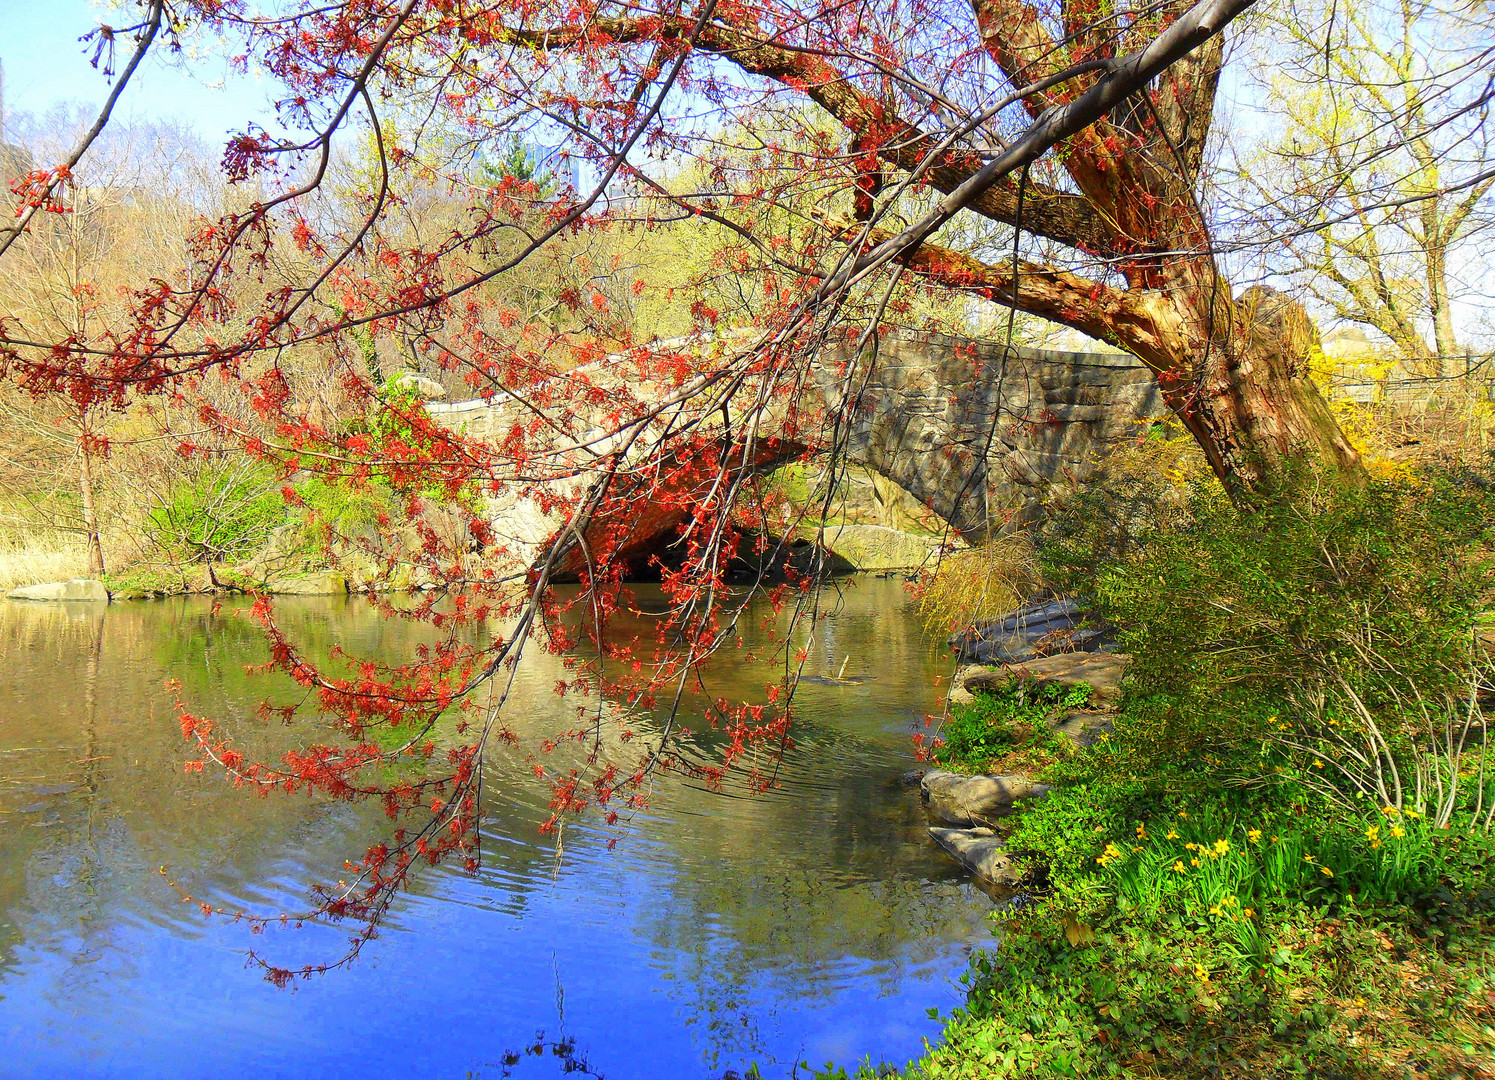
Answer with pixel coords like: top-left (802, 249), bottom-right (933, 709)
top-left (1118, 275), bottom-right (1363, 498)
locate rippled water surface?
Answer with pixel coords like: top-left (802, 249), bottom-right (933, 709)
top-left (0, 579), bottom-right (994, 1079)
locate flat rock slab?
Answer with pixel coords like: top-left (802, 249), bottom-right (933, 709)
top-left (921, 769), bottom-right (1049, 826)
top-left (949, 598), bottom-right (1114, 664)
top-left (955, 652), bottom-right (1128, 707)
top-left (8, 579), bottom-right (109, 602)
top-left (928, 826), bottom-right (1022, 885)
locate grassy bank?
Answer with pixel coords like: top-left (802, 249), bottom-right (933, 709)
top-left (830, 470), bottom-right (1495, 1079)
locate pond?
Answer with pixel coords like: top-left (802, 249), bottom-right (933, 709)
top-left (0, 578), bottom-right (995, 1079)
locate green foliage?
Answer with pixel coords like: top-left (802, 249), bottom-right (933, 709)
top-left (867, 468), bottom-right (1495, 1080)
top-left (144, 461), bottom-right (285, 565)
top-left (1065, 475), bottom-right (1494, 783)
top-left (934, 681), bottom-right (1091, 771)
top-left (477, 137), bottom-right (561, 196)
top-left (292, 475), bottom-right (396, 553)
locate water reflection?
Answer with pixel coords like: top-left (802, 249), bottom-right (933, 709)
top-left (0, 581), bottom-right (992, 1078)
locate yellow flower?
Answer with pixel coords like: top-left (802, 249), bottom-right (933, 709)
top-left (1173, 861), bottom-right (1186, 873)
top-left (1313, 759), bottom-right (1324, 769)
top-left (1320, 866), bottom-right (1334, 877)
top-left (1213, 839), bottom-right (1230, 855)
top-left (1136, 823), bottom-right (1147, 839)
top-left (1190, 857), bottom-right (1201, 867)
top-left (1243, 907), bottom-right (1255, 918)
top-left (1365, 825), bottom-right (1380, 843)
top-left (1247, 829), bottom-right (1263, 843)
top-left (1194, 963), bottom-right (1209, 980)
top-left (1166, 830), bottom-right (1179, 841)
top-left (1184, 842), bottom-right (1197, 851)
top-left (1178, 810), bottom-right (1189, 819)
top-left (1391, 824), bottom-right (1405, 838)
top-left (1304, 854), bottom-right (1316, 863)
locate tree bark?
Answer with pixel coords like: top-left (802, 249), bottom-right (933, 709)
top-left (79, 445), bottom-right (105, 577)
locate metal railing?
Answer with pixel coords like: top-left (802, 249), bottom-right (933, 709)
top-left (1327, 353), bottom-right (1495, 406)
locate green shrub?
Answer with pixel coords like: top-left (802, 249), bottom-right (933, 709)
top-left (145, 461), bottom-right (285, 565)
top-left (1063, 476), bottom-right (1494, 796)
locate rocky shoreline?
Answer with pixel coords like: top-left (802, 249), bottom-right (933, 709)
top-left (914, 602), bottom-right (1129, 888)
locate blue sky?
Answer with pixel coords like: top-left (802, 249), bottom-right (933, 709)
top-left (1, 0), bottom-right (272, 144)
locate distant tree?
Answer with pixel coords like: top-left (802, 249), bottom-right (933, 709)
top-left (1231, 0), bottom-right (1493, 373)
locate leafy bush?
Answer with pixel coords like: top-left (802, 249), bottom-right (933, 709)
top-left (145, 461), bottom-right (285, 565)
top-left (1064, 476), bottom-right (1495, 798)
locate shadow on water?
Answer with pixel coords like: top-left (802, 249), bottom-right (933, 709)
top-left (0, 579), bottom-right (995, 1079)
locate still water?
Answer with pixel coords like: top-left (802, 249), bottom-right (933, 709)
top-left (0, 579), bottom-right (994, 1079)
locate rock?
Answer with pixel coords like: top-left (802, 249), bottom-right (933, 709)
top-left (8, 579), bottom-right (109, 602)
top-left (899, 768), bottom-right (928, 788)
top-left (921, 769), bottom-right (1050, 826)
top-left (265, 571), bottom-right (347, 596)
top-left (1051, 710), bottom-right (1114, 749)
top-left (814, 524), bottom-right (943, 571)
top-left (950, 652), bottom-right (1129, 707)
top-left (1010, 651), bottom-right (1129, 706)
top-left (927, 826), bottom-right (1023, 885)
top-left (388, 372), bottom-right (448, 400)
top-left (949, 597), bottom-right (1114, 664)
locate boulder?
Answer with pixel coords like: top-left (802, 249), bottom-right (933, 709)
top-left (388, 372), bottom-right (449, 400)
top-left (814, 524), bottom-right (942, 571)
top-left (8, 579), bottom-right (109, 603)
top-left (1011, 651), bottom-right (1129, 706)
top-left (265, 571), bottom-right (348, 596)
top-left (927, 826), bottom-right (1023, 885)
top-left (948, 652), bottom-right (1128, 707)
top-left (921, 769), bottom-right (1050, 826)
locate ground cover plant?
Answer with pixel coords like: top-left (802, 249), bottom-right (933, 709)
top-left (934, 681), bottom-right (1092, 773)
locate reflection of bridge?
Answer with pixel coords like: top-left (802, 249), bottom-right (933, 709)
top-left (427, 332), bottom-right (1168, 575)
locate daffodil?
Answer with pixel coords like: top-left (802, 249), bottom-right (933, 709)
top-left (1173, 861), bottom-right (1186, 873)
top-left (1247, 828), bottom-right (1262, 843)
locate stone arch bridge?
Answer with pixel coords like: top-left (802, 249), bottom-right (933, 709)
top-left (424, 331), bottom-right (1167, 576)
